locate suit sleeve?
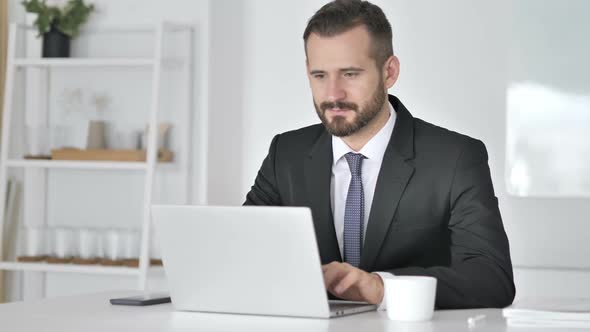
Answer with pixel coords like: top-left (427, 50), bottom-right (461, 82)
top-left (243, 134), bottom-right (283, 206)
top-left (386, 139), bottom-right (515, 309)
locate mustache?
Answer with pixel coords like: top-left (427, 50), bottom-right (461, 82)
top-left (320, 101), bottom-right (359, 112)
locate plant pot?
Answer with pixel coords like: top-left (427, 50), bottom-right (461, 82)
top-left (42, 25), bottom-right (70, 58)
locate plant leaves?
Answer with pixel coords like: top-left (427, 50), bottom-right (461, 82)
top-left (57, 0), bottom-right (94, 37)
top-left (21, 0), bottom-right (44, 14)
top-left (22, 0), bottom-right (94, 38)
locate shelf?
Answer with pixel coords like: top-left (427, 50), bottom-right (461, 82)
top-left (13, 58), bottom-right (156, 68)
top-left (0, 22), bottom-right (195, 290)
top-left (5, 159), bottom-right (149, 171)
top-left (0, 261), bottom-right (141, 276)
top-left (15, 22), bottom-right (194, 33)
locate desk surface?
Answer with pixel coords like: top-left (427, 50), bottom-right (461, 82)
top-left (0, 291), bottom-right (561, 332)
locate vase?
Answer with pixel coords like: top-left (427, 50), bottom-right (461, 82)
top-left (42, 25), bottom-right (70, 58)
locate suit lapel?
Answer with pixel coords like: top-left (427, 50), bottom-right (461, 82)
top-left (304, 131), bottom-right (342, 264)
top-left (360, 95), bottom-right (416, 271)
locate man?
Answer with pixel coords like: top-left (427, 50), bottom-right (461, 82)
top-left (244, 0), bottom-right (515, 309)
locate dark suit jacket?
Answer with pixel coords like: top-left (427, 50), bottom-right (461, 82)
top-left (244, 95), bottom-right (515, 309)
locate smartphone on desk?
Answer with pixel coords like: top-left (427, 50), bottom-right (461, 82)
top-left (110, 293), bottom-right (171, 306)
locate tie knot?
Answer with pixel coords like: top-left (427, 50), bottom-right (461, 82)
top-left (344, 152), bottom-right (365, 176)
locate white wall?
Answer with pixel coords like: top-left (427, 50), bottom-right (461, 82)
top-left (207, 0), bottom-right (324, 204)
top-left (5, 0), bottom-right (590, 302)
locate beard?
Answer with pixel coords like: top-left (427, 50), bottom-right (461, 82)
top-left (314, 80), bottom-right (387, 137)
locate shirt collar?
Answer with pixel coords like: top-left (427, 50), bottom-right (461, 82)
top-left (332, 101), bottom-right (397, 165)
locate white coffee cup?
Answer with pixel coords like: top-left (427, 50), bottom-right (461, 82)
top-left (385, 276), bottom-right (437, 321)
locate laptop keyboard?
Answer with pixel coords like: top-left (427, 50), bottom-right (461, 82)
top-left (329, 301), bottom-right (371, 311)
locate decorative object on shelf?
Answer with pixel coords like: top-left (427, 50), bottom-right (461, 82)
top-left (140, 122), bottom-right (172, 150)
top-left (106, 124), bottom-right (141, 150)
top-left (23, 155), bottom-right (52, 160)
top-left (51, 148), bottom-right (174, 162)
top-left (18, 226), bottom-right (48, 262)
top-left (90, 92), bottom-right (112, 116)
top-left (16, 227), bottom-right (145, 266)
top-left (49, 120), bottom-right (107, 152)
top-left (3, 179), bottom-right (21, 262)
top-left (72, 228), bottom-right (99, 265)
top-left (42, 24), bottom-right (70, 58)
top-left (21, 0), bottom-right (95, 58)
top-left (57, 88), bottom-right (84, 118)
top-left (24, 125), bottom-right (51, 159)
top-left (101, 228), bottom-right (123, 265)
top-left (86, 120), bottom-right (106, 149)
top-left (47, 227), bottom-right (75, 263)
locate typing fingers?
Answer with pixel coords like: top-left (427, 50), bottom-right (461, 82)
top-left (334, 269), bottom-right (360, 295)
top-left (322, 262), bottom-right (346, 289)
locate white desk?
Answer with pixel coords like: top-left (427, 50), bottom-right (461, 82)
top-left (0, 291), bottom-right (533, 331)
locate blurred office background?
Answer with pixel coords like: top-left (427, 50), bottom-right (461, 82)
top-left (1, 0), bottom-right (589, 302)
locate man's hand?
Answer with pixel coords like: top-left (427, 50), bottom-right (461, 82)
top-left (322, 261), bottom-right (384, 304)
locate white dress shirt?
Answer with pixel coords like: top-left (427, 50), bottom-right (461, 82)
top-left (330, 102), bottom-right (396, 309)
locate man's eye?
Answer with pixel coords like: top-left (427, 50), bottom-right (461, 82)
top-left (344, 72), bottom-right (358, 78)
top-left (313, 74), bottom-right (325, 79)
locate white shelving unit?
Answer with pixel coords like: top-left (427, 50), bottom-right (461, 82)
top-left (0, 21), bottom-right (195, 292)
top-left (13, 58), bottom-right (156, 67)
top-left (0, 261), bottom-right (142, 276)
top-left (5, 159), bottom-right (150, 170)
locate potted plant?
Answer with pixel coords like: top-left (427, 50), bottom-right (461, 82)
top-left (22, 0), bottom-right (95, 57)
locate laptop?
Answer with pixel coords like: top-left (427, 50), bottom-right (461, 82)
top-left (151, 205), bottom-right (378, 318)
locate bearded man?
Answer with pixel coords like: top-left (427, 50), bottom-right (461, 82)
top-left (244, 0), bottom-right (515, 310)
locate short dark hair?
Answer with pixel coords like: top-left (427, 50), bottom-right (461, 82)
top-left (303, 0), bottom-right (394, 68)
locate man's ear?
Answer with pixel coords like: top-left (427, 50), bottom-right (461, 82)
top-left (383, 55), bottom-right (400, 89)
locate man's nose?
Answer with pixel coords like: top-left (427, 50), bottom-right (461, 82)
top-left (326, 77), bottom-right (346, 102)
